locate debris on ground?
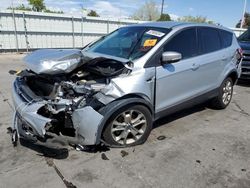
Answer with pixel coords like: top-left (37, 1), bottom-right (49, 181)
top-left (75, 144), bottom-right (87, 151)
top-left (71, 144), bottom-right (109, 153)
top-left (120, 150), bottom-right (129, 157)
top-left (196, 160), bottom-right (201, 164)
top-left (6, 127), bottom-right (12, 134)
top-left (157, 135), bottom-right (166, 141)
top-left (101, 153), bottom-right (109, 160)
top-left (6, 127), bottom-right (18, 147)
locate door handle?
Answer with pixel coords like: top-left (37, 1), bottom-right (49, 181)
top-left (146, 77), bottom-right (155, 83)
top-left (191, 63), bottom-right (200, 71)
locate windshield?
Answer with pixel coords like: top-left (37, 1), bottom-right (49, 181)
top-left (85, 27), bottom-right (170, 60)
top-left (238, 29), bottom-right (250, 42)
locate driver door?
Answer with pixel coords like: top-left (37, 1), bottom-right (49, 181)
top-left (155, 27), bottom-right (201, 113)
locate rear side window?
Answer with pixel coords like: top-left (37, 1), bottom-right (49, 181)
top-left (220, 30), bottom-right (233, 48)
top-left (164, 28), bottom-right (198, 59)
top-left (198, 28), bottom-right (221, 54)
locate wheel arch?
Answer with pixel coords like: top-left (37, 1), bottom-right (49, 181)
top-left (115, 93), bottom-right (153, 112)
top-left (226, 70), bottom-right (238, 85)
top-left (95, 95), bottom-right (154, 145)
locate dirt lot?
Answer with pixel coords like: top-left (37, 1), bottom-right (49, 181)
top-left (0, 54), bottom-right (250, 188)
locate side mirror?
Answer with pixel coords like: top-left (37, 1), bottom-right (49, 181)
top-left (162, 51), bottom-right (182, 64)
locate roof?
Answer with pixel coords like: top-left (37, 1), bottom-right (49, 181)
top-left (128, 21), bottom-right (187, 29)
top-left (127, 21), bottom-right (232, 32)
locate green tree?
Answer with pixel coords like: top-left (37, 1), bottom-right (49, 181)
top-left (28, 0), bottom-right (45, 12)
top-left (236, 13), bottom-right (250, 28)
top-left (7, 4), bottom-right (32, 11)
top-left (158, 13), bottom-right (171, 21)
top-left (131, 0), bottom-right (160, 21)
top-left (178, 15), bottom-right (214, 24)
top-left (7, 0), bottom-right (63, 14)
top-left (87, 10), bottom-right (100, 17)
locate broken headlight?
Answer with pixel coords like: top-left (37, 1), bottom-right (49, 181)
top-left (41, 57), bottom-right (81, 73)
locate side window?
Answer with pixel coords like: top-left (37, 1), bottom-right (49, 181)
top-left (220, 30), bottom-right (233, 48)
top-left (163, 28), bottom-right (198, 59)
top-left (198, 28), bottom-right (221, 54)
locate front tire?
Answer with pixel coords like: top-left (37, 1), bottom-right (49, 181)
top-left (102, 104), bottom-right (152, 147)
top-left (210, 77), bottom-right (233, 109)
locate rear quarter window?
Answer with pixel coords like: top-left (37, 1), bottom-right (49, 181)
top-left (219, 30), bottom-right (233, 48)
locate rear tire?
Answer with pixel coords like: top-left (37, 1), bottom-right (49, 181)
top-left (102, 104), bottom-right (152, 147)
top-left (210, 77), bottom-right (233, 109)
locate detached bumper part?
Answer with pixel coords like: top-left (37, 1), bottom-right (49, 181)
top-left (72, 107), bottom-right (103, 145)
top-left (12, 80), bottom-right (104, 146)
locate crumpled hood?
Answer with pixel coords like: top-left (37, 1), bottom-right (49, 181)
top-left (24, 49), bottom-right (83, 75)
top-left (24, 49), bottom-right (132, 76)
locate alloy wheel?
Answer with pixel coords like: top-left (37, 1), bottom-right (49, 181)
top-left (111, 110), bottom-right (147, 145)
top-left (222, 79), bottom-right (233, 105)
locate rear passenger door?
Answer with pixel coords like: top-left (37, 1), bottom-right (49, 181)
top-left (196, 27), bottom-right (225, 90)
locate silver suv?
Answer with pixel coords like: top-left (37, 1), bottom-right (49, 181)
top-left (11, 22), bottom-right (241, 148)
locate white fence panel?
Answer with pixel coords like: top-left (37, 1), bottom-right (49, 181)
top-left (1, 10), bottom-right (246, 53)
top-left (0, 10), bottom-right (141, 52)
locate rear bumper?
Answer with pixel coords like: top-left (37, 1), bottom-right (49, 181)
top-left (12, 78), bottom-right (104, 146)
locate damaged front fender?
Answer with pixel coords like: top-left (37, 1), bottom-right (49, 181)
top-left (12, 79), bottom-right (106, 146)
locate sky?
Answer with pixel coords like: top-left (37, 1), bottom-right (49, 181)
top-left (0, 0), bottom-right (248, 28)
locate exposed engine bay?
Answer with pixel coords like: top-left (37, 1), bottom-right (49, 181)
top-left (11, 49), bottom-right (133, 147)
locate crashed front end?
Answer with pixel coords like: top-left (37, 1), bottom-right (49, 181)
top-left (11, 49), bottom-right (132, 147)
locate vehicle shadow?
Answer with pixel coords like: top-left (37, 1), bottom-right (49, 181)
top-left (237, 79), bottom-right (250, 87)
top-left (18, 104), bottom-right (210, 157)
top-left (19, 138), bottom-right (110, 158)
top-left (19, 139), bottom-right (69, 159)
top-left (154, 103), bottom-right (207, 129)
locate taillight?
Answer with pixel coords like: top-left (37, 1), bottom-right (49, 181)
top-left (235, 48), bottom-right (243, 67)
top-left (237, 48), bottom-right (243, 60)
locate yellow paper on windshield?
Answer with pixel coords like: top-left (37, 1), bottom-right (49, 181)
top-left (143, 39), bottom-right (157, 47)
top-left (16, 70), bottom-right (22, 75)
